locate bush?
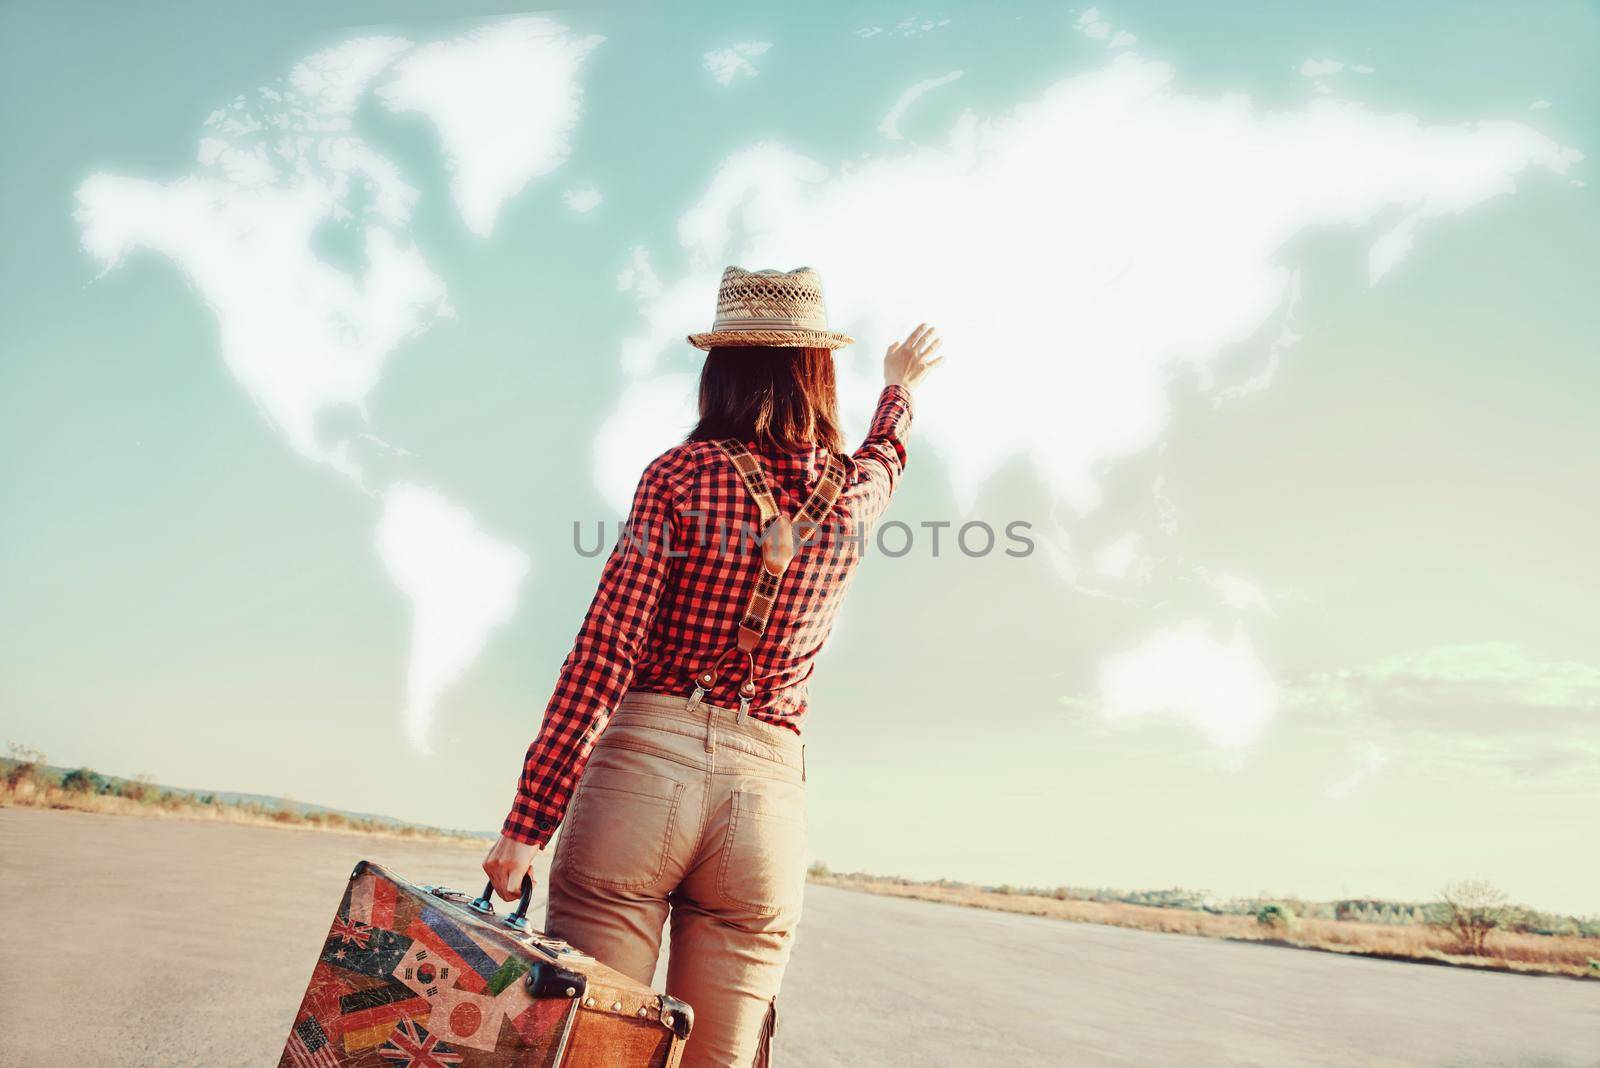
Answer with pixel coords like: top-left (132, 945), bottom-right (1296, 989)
top-left (60, 768), bottom-right (106, 794)
top-left (807, 861), bottom-right (830, 878)
top-left (115, 774), bottom-right (158, 803)
top-left (1504, 907), bottom-right (1579, 937)
top-left (1257, 902), bottom-right (1297, 932)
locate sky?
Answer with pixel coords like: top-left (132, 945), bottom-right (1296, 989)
top-left (2, 0), bottom-right (1596, 915)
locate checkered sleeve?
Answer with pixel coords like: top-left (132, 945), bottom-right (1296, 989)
top-left (502, 449), bottom-right (690, 847)
top-left (847, 383), bottom-right (915, 524)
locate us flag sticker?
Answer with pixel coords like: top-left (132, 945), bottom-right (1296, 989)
top-left (284, 1014), bottom-right (339, 1068)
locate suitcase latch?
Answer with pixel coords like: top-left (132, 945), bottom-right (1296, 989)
top-left (526, 960), bottom-right (588, 1001)
top-left (422, 885), bottom-right (475, 907)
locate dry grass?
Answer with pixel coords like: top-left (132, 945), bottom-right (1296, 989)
top-left (811, 874), bottom-right (1600, 980)
top-left (0, 777), bottom-right (485, 847)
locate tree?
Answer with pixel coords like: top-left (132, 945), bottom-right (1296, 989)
top-left (1256, 902), bottom-right (1297, 933)
top-left (5, 742), bottom-right (47, 789)
top-left (1435, 880), bottom-right (1509, 956)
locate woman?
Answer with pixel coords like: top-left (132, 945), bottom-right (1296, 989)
top-left (484, 265), bottom-right (942, 1066)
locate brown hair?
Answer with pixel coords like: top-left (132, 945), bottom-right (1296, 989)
top-left (687, 346), bottom-right (844, 454)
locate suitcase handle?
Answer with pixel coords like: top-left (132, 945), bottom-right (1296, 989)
top-left (468, 874), bottom-right (535, 930)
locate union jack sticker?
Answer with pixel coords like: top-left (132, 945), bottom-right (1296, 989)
top-left (331, 916), bottom-right (372, 949)
top-left (378, 1018), bottom-right (462, 1068)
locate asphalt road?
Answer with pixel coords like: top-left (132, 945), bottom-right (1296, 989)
top-left (1, 809), bottom-right (1594, 1066)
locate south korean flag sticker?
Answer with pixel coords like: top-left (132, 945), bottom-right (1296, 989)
top-left (394, 942), bottom-right (455, 999)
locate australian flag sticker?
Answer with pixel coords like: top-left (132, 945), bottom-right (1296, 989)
top-left (321, 923), bottom-right (411, 979)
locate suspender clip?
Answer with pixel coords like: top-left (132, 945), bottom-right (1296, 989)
top-left (687, 669), bottom-right (716, 712)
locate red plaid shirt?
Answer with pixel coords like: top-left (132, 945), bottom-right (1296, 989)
top-left (504, 384), bottom-right (914, 846)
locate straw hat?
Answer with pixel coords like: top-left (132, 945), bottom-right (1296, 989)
top-left (687, 266), bottom-right (855, 350)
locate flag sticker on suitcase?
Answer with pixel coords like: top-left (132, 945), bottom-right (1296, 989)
top-left (286, 1015), bottom-right (341, 1068)
top-left (279, 861), bottom-right (691, 1067)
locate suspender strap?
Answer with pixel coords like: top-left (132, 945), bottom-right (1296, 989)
top-left (717, 440), bottom-right (781, 528)
top-left (793, 452), bottom-right (847, 527)
top-left (716, 440), bottom-right (846, 649)
top-left (690, 441), bottom-right (847, 718)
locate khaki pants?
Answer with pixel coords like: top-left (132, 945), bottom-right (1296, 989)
top-left (546, 691), bottom-right (807, 1068)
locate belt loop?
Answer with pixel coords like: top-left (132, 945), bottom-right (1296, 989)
top-left (801, 744), bottom-right (806, 783)
top-left (704, 700), bottom-right (715, 754)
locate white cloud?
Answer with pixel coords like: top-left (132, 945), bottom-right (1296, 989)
top-left (1291, 643), bottom-right (1600, 782)
top-left (703, 41), bottom-right (771, 86)
top-left (602, 51), bottom-right (1580, 542)
top-left (1529, 100), bottom-right (1552, 111)
top-left (1097, 621), bottom-right (1278, 748)
top-left (616, 246), bottom-right (663, 301)
top-left (1076, 9), bottom-right (1112, 40)
top-left (379, 17), bottom-right (604, 236)
top-left (77, 35), bottom-right (440, 484)
top-left (879, 70), bottom-right (964, 141)
top-left (1368, 208), bottom-right (1424, 283)
top-left (1094, 532), bottom-right (1143, 579)
top-left (901, 17), bottom-right (952, 37)
top-left (1305, 642), bottom-right (1600, 716)
top-left (595, 373), bottom-right (699, 509)
top-left (858, 18), bottom-right (952, 40)
top-left (76, 16), bottom-right (597, 746)
top-left (1325, 748), bottom-right (1386, 800)
top-left (1300, 59), bottom-right (1372, 84)
top-left (1195, 568), bottom-right (1275, 615)
top-left (1073, 9), bottom-right (1137, 49)
top-left (563, 186), bottom-right (603, 213)
top-left (589, 40), bottom-right (1577, 758)
top-left (375, 485), bottom-right (530, 750)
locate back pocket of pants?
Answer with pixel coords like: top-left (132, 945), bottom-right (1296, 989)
top-left (557, 765), bottom-right (683, 891)
top-left (717, 786), bottom-right (807, 918)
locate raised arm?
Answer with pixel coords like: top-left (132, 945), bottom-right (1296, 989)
top-left (849, 323), bottom-right (943, 523)
top-left (491, 449), bottom-right (689, 886)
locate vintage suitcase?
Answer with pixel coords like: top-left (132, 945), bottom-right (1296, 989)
top-left (279, 860), bottom-right (691, 1067)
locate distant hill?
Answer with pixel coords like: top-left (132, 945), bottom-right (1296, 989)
top-left (0, 756), bottom-right (495, 841)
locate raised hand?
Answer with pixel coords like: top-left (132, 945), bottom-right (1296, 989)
top-left (884, 323), bottom-right (945, 391)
